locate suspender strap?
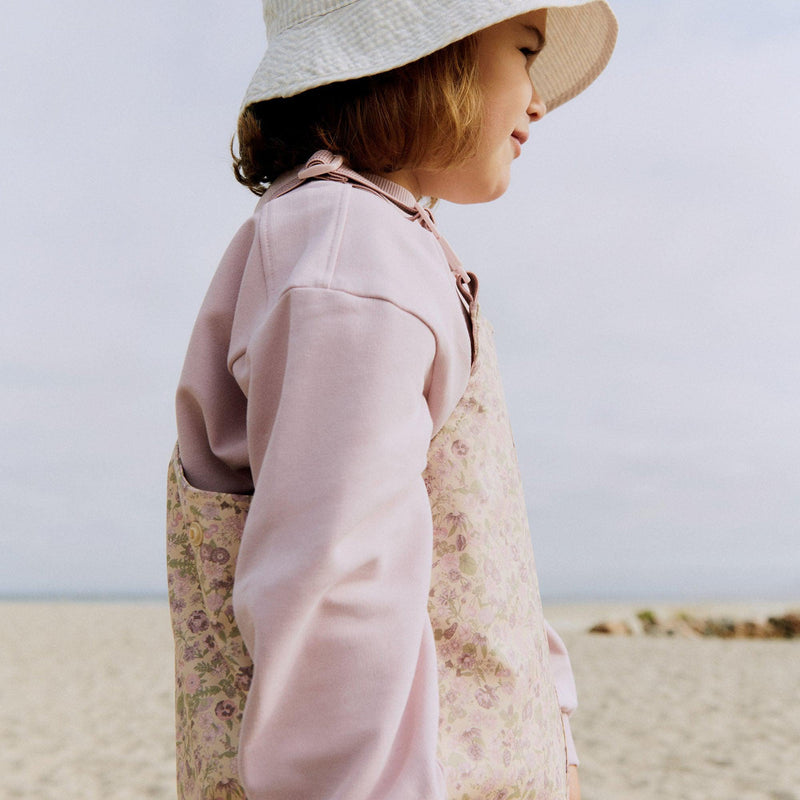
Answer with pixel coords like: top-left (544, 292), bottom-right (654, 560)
top-left (263, 150), bottom-right (472, 292)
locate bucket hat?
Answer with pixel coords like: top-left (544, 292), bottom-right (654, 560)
top-left (241, 0), bottom-right (617, 114)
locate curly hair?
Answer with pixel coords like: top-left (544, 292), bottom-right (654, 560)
top-left (232, 35), bottom-right (482, 195)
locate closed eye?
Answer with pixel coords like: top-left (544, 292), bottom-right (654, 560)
top-left (519, 22), bottom-right (546, 60)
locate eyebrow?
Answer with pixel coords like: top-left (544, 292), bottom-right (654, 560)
top-left (520, 24), bottom-right (546, 49)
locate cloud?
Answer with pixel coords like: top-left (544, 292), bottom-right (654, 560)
top-left (1, 0), bottom-right (798, 598)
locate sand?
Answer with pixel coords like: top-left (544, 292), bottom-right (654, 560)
top-left (1, 600), bottom-right (798, 800)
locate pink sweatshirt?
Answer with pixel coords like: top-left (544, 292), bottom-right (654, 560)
top-left (176, 161), bottom-right (577, 799)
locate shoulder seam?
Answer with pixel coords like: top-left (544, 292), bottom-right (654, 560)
top-left (323, 183), bottom-right (353, 288)
top-left (275, 284), bottom-right (439, 345)
top-left (257, 181), bottom-right (360, 291)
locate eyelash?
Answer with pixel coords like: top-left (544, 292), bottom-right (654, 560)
top-left (520, 48), bottom-right (541, 60)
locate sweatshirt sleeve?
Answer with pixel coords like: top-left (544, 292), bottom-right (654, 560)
top-left (231, 285), bottom-right (446, 800)
top-left (545, 621), bottom-right (579, 767)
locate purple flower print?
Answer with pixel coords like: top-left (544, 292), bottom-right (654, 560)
top-left (468, 742), bottom-right (483, 761)
top-left (201, 720), bottom-right (223, 746)
top-left (184, 643), bottom-right (202, 661)
top-left (458, 651), bottom-right (476, 671)
top-left (171, 572), bottom-right (193, 599)
top-left (205, 635), bottom-right (217, 650)
top-left (184, 672), bottom-right (201, 695)
top-left (433, 526), bottom-right (449, 545)
top-left (235, 665), bottom-right (253, 692)
top-left (170, 597), bottom-right (186, 615)
top-left (210, 576), bottom-right (234, 592)
top-left (215, 700), bottom-right (237, 720)
top-left (438, 586), bottom-right (457, 606)
top-left (442, 622), bottom-right (458, 640)
top-left (438, 551), bottom-right (459, 573)
top-left (210, 547), bottom-right (230, 564)
top-left (207, 592), bottom-right (225, 613)
top-left (461, 727), bottom-right (484, 761)
top-left (451, 440), bottom-right (469, 457)
top-left (475, 684), bottom-right (499, 709)
top-left (187, 610), bottom-right (210, 634)
top-left (204, 563), bottom-right (227, 584)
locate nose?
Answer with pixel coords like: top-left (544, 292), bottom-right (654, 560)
top-left (528, 80), bottom-right (547, 121)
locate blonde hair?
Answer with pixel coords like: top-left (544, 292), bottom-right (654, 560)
top-left (233, 35), bottom-right (481, 195)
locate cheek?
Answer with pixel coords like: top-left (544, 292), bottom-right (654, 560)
top-left (482, 85), bottom-right (530, 133)
top-left (480, 101), bottom-right (511, 137)
top-left (479, 110), bottom-right (514, 151)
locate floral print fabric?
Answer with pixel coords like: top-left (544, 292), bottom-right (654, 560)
top-left (424, 298), bottom-right (568, 800)
top-left (167, 300), bottom-right (566, 800)
top-left (166, 449), bottom-right (251, 799)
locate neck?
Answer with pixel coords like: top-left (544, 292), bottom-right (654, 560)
top-left (377, 168), bottom-right (423, 201)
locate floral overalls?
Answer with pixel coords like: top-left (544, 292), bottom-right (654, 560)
top-left (167, 162), bottom-right (568, 800)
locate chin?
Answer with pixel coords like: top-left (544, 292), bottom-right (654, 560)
top-left (467, 183), bottom-right (511, 205)
top-left (446, 176), bottom-right (511, 205)
top-left (484, 180), bottom-right (511, 203)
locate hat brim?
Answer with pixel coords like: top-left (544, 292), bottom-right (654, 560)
top-left (530, 3), bottom-right (618, 112)
top-left (241, 1), bottom-right (617, 114)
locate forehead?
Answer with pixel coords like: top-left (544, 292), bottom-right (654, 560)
top-left (474, 8), bottom-right (547, 53)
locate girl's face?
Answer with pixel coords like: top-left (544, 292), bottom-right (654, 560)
top-left (392, 9), bottom-right (548, 204)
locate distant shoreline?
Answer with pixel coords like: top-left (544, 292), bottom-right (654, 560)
top-left (3, 596), bottom-right (797, 636)
top-left (3, 591), bottom-right (798, 604)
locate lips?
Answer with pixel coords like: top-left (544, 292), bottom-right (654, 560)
top-left (510, 130), bottom-right (527, 158)
top-left (511, 129), bottom-right (529, 147)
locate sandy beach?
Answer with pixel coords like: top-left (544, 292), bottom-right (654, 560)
top-left (1, 600), bottom-right (798, 800)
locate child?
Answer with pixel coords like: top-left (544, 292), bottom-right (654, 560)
top-left (167, 2), bottom-right (617, 799)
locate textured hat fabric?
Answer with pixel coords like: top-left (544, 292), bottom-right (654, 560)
top-left (241, 0), bottom-right (617, 114)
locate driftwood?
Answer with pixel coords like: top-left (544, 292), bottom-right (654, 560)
top-left (589, 610), bottom-right (800, 639)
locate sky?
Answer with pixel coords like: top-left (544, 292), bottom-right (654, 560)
top-left (1, 1), bottom-right (799, 601)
